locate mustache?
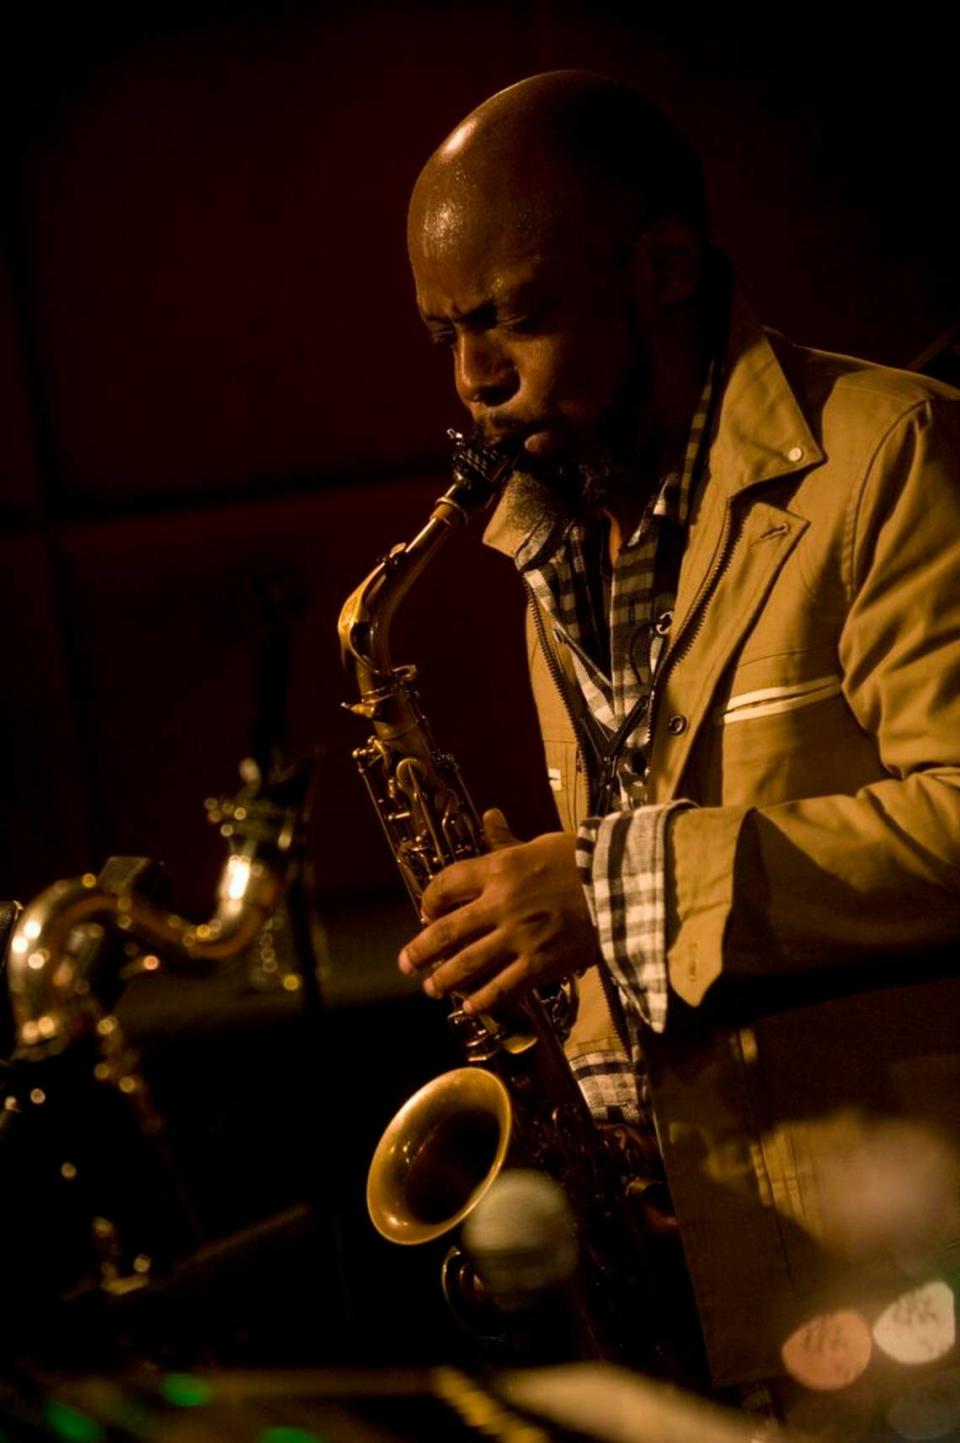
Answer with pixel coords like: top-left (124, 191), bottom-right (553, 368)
top-left (476, 415), bottom-right (547, 447)
top-left (467, 420), bottom-right (532, 477)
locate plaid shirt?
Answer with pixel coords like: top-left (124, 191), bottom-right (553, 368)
top-left (515, 370), bottom-right (716, 1128)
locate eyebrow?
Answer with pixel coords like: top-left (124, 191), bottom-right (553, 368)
top-left (421, 298), bottom-right (497, 329)
top-left (418, 281), bottom-right (539, 330)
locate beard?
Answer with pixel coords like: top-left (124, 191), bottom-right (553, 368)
top-left (506, 447), bottom-right (637, 535)
top-left (498, 349), bottom-right (656, 537)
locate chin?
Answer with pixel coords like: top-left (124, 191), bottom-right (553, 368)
top-left (513, 435), bottom-right (646, 536)
top-left (503, 466), bottom-right (574, 534)
top-left (505, 454), bottom-right (609, 534)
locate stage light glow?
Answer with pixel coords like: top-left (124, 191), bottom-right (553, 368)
top-left (780, 1309), bottom-right (873, 1390)
top-left (441, 116), bottom-right (478, 159)
top-left (814, 1120), bottom-right (960, 1265)
top-left (161, 1375), bottom-right (211, 1408)
top-left (225, 854), bottom-right (252, 901)
top-left (42, 1400), bottom-right (104, 1443)
top-left (874, 1281), bottom-right (955, 1366)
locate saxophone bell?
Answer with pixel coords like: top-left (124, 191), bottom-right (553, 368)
top-left (367, 1066), bottom-right (512, 1245)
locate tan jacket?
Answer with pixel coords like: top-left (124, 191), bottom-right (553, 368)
top-left (483, 296), bottom-right (960, 1385)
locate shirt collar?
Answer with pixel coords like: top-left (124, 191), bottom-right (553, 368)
top-left (482, 283), bottom-right (822, 563)
top-left (510, 358), bottom-right (717, 573)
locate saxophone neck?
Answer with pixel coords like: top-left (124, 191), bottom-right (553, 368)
top-left (337, 512), bottom-right (453, 691)
top-left (338, 430), bottom-right (521, 689)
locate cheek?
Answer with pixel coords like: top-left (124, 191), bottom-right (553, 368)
top-left (514, 340), bottom-right (566, 409)
top-left (537, 331), bottom-right (637, 421)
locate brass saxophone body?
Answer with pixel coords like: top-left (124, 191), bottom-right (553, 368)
top-left (2, 759), bottom-right (314, 1304)
top-left (8, 759), bottom-right (311, 1056)
top-left (338, 437), bottom-right (505, 905)
top-left (339, 433), bottom-right (659, 1367)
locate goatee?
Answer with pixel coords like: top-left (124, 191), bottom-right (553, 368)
top-left (499, 336), bottom-right (656, 535)
top-left (504, 447), bottom-right (651, 537)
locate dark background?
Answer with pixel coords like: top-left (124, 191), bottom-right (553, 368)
top-left (0, 0), bottom-right (957, 1370)
top-left (1, 1), bottom-right (957, 918)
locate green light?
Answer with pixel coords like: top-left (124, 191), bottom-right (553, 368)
top-left (42, 1401), bottom-right (105, 1443)
top-left (161, 1374), bottom-right (212, 1408)
top-left (259, 1429), bottom-right (328, 1443)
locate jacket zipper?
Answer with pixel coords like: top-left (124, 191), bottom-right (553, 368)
top-left (640, 500), bottom-right (740, 767)
top-left (526, 580), bottom-right (596, 813)
top-left (526, 581), bottom-right (634, 1054)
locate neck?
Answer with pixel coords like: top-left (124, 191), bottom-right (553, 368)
top-left (605, 309), bottom-right (710, 562)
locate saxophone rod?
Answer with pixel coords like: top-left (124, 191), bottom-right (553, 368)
top-left (7, 849), bottom-right (286, 1051)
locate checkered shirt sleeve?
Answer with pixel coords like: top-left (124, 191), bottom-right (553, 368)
top-left (566, 1048), bottom-right (649, 1130)
top-left (575, 800), bottom-right (694, 1034)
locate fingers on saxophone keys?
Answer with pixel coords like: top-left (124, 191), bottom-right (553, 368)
top-left (421, 859), bottom-right (482, 920)
top-left (460, 959), bottom-right (528, 1015)
top-left (398, 908), bottom-right (481, 979)
top-left (425, 937), bottom-right (505, 1001)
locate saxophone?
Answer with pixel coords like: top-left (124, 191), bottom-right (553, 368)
top-left (338, 432), bottom-right (663, 1368)
top-left (3, 757), bottom-right (314, 1301)
top-left (7, 757), bottom-right (313, 1056)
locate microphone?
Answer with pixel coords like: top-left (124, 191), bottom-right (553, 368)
top-left (462, 1170), bottom-right (579, 1312)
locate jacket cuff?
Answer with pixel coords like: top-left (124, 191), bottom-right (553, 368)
top-left (666, 803), bottom-right (753, 1005)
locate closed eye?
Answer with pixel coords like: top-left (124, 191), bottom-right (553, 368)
top-left (501, 302), bottom-right (551, 335)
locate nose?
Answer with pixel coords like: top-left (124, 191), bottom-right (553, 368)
top-left (454, 332), bottom-right (518, 412)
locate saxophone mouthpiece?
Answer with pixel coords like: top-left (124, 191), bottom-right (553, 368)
top-left (446, 427), bottom-right (523, 517)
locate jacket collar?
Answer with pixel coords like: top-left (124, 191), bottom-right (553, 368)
top-left (709, 289), bottom-right (822, 496)
top-left (482, 286), bottom-right (823, 560)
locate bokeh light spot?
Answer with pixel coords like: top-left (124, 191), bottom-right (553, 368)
top-left (161, 1374), bottom-right (212, 1408)
top-left (874, 1280), bottom-right (955, 1366)
top-left (43, 1401), bottom-right (105, 1443)
top-left (781, 1309), bottom-right (873, 1390)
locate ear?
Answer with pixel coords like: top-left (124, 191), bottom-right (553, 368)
top-left (632, 217), bottom-right (703, 307)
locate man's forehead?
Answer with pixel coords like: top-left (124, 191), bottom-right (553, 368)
top-left (413, 247), bottom-right (547, 321)
top-left (410, 175), bottom-right (548, 262)
top-left (409, 179), bottom-right (552, 294)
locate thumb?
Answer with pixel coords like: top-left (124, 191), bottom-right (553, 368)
top-left (482, 807), bottom-right (519, 850)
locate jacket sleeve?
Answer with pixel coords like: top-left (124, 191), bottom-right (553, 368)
top-left (666, 394), bottom-right (960, 1006)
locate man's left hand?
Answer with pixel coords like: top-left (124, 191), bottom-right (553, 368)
top-left (398, 808), bottom-right (601, 1014)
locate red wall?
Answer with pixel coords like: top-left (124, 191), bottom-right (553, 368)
top-left (1, 4), bottom-right (956, 919)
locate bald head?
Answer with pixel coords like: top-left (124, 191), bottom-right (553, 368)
top-left (407, 73), bottom-right (713, 527)
top-left (408, 71), bottom-right (706, 265)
